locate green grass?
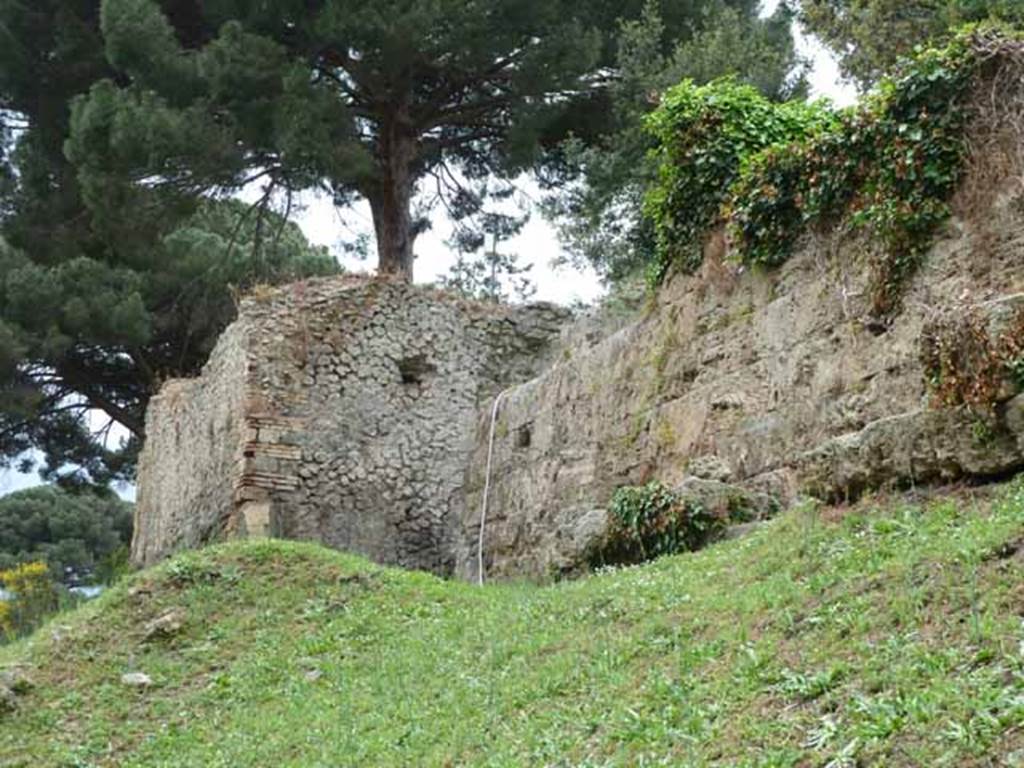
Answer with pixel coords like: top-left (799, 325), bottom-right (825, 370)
top-left (4, 482), bottom-right (1024, 767)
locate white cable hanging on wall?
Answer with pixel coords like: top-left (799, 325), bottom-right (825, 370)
top-left (476, 389), bottom-right (509, 586)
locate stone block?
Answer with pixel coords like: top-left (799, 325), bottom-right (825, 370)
top-left (239, 500), bottom-right (272, 539)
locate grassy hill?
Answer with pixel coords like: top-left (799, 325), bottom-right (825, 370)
top-left (3, 483), bottom-right (1024, 767)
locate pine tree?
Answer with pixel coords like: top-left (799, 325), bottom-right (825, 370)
top-left (0, 2), bottom-right (338, 485)
top-left (68, 0), bottom-right (612, 281)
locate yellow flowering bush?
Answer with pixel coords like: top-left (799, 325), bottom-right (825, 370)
top-left (0, 561), bottom-right (57, 640)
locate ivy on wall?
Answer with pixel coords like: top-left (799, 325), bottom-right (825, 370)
top-left (644, 24), bottom-right (1024, 314)
top-left (643, 78), bottom-right (833, 283)
top-left (920, 304), bottom-right (1024, 412)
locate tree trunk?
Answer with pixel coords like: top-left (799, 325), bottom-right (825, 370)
top-left (368, 115), bottom-right (418, 282)
top-left (368, 180), bottom-right (414, 281)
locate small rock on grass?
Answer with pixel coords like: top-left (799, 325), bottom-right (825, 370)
top-left (121, 672), bottom-right (153, 688)
top-left (0, 667), bottom-right (34, 695)
top-left (0, 667), bottom-right (35, 713)
top-left (0, 686), bottom-right (17, 713)
top-left (143, 608), bottom-right (186, 641)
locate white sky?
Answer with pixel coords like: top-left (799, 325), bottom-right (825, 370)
top-left (1, 7), bottom-right (858, 498)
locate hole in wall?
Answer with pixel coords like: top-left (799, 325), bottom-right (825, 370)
top-left (863, 317), bottom-right (890, 337)
top-left (515, 424), bottom-right (532, 449)
top-left (397, 354), bottom-right (437, 385)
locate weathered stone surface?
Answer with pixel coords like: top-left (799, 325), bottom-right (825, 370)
top-left (132, 323), bottom-right (247, 567)
top-left (672, 477), bottom-right (778, 522)
top-left (459, 187), bottom-right (1024, 580)
top-left (143, 609), bottom-right (186, 642)
top-left (687, 455), bottom-right (734, 483)
top-left (797, 397), bottom-right (1024, 501)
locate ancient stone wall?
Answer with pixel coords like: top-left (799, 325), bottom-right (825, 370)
top-left (132, 322), bottom-right (248, 566)
top-left (457, 190), bottom-right (1024, 581)
top-left (136, 184), bottom-right (1024, 582)
top-left (132, 277), bottom-right (570, 571)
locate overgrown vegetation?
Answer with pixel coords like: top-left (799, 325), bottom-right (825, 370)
top-left (4, 482), bottom-right (1024, 764)
top-left (644, 24), bottom-right (1024, 314)
top-left (543, 0), bottom-right (805, 284)
top-left (920, 304), bottom-right (1024, 412)
top-left (643, 78), bottom-right (833, 281)
top-left (593, 481), bottom-right (728, 565)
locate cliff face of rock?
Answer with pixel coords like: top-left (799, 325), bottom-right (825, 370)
top-left (134, 184), bottom-right (1024, 581)
top-left (458, 190), bottom-right (1024, 581)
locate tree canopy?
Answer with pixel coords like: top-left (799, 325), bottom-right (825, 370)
top-left (70, 0), bottom-right (609, 281)
top-left (0, 2), bottom-right (339, 486)
top-left (0, 485), bottom-right (133, 581)
top-left (800, 0), bottom-right (1024, 87)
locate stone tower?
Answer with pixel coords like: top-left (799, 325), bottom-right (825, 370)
top-left (132, 276), bottom-right (570, 573)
